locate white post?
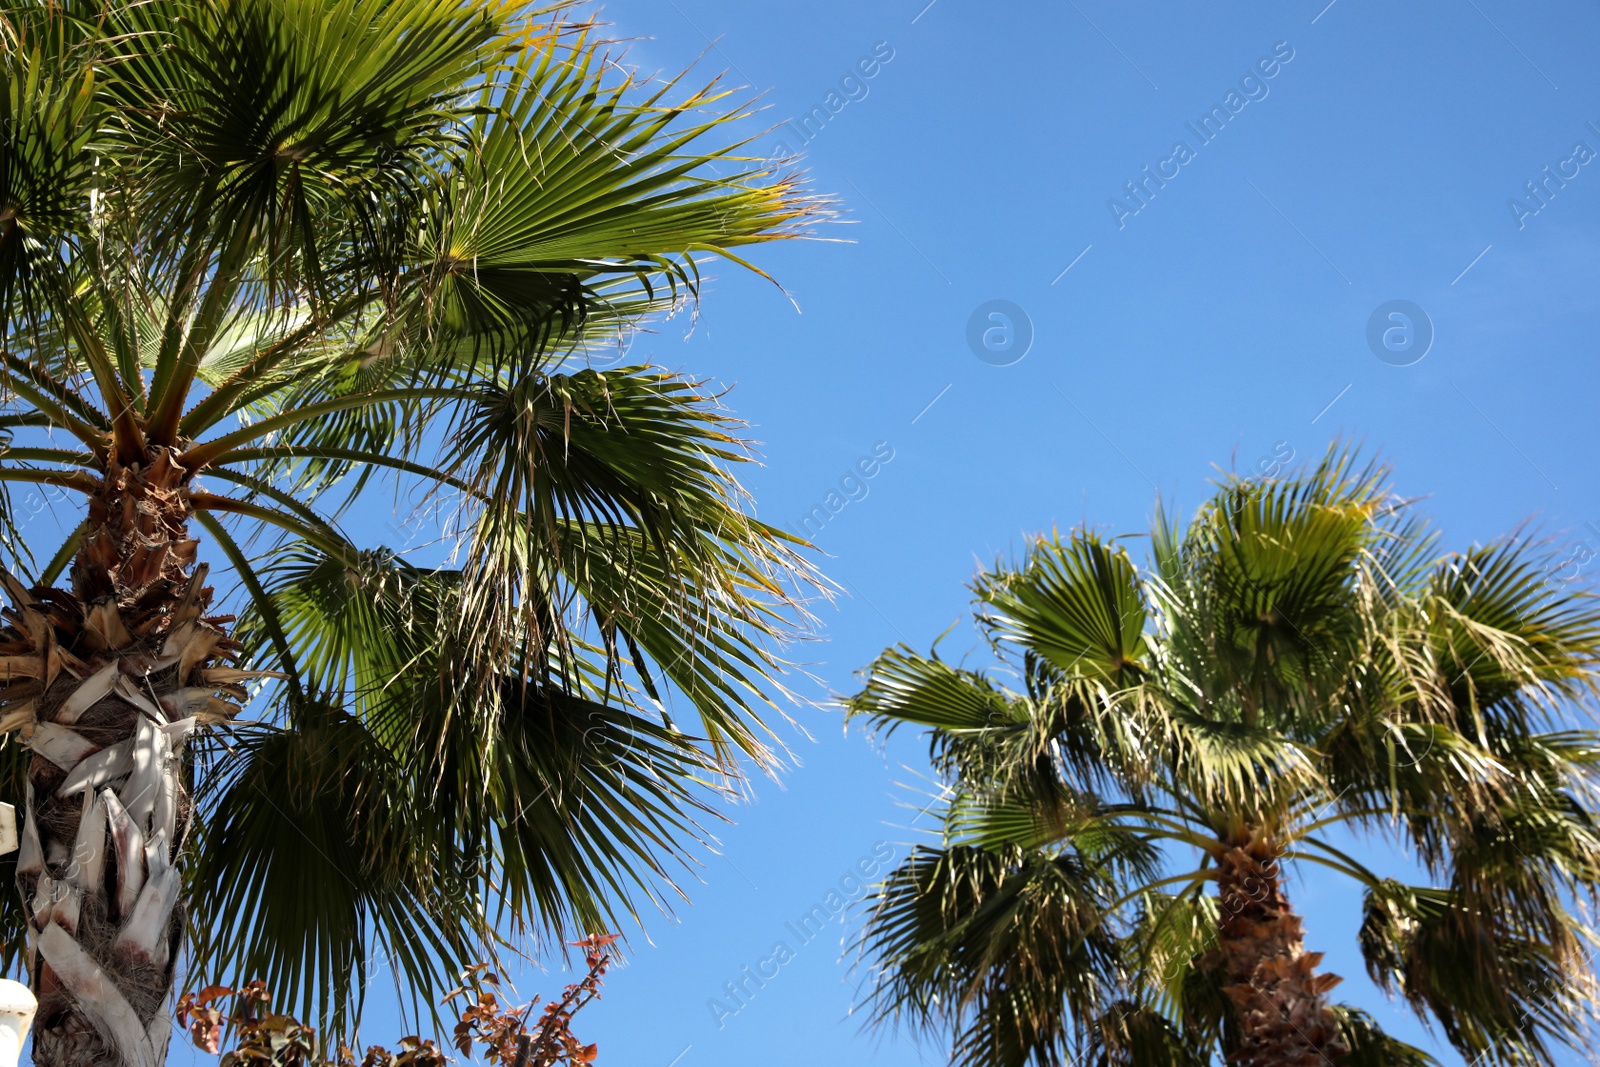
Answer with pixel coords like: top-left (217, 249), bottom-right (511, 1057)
top-left (0, 980), bottom-right (34, 1067)
top-left (0, 802), bottom-right (16, 857)
top-left (0, 804), bottom-right (33, 1067)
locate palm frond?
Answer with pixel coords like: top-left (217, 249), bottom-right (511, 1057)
top-left (1083, 1001), bottom-right (1211, 1067)
top-left (441, 366), bottom-right (819, 765)
top-left (1359, 879), bottom-right (1597, 1067)
top-left (0, 12), bottom-right (98, 341)
top-left (206, 540), bottom-right (730, 1033)
top-left (975, 532), bottom-right (1149, 686)
top-left (187, 706), bottom-right (485, 1035)
top-left (1331, 1006), bottom-right (1441, 1067)
top-left (859, 845), bottom-right (1123, 1067)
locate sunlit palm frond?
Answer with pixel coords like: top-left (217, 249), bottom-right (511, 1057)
top-left (975, 532), bottom-right (1149, 686)
top-left (442, 366), bottom-right (819, 764)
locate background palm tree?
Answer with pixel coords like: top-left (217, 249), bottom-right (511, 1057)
top-left (847, 449), bottom-right (1600, 1067)
top-left (0, 1), bottom-right (827, 1063)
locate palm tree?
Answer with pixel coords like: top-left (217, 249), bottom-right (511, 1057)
top-left (847, 449), bottom-right (1600, 1067)
top-left (0, 2), bottom-right (826, 1064)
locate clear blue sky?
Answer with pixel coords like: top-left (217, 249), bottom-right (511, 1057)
top-left (179, 1), bottom-right (1600, 1063)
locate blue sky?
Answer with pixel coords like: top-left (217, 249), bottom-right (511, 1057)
top-left (168, 1), bottom-right (1600, 1063)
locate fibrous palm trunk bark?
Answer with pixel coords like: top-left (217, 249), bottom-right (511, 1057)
top-left (2, 448), bottom-right (262, 1067)
top-left (1214, 838), bottom-right (1346, 1066)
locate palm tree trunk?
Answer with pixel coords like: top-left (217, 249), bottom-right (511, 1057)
top-left (2, 448), bottom-right (251, 1067)
top-left (1214, 838), bottom-right (1346, 1066)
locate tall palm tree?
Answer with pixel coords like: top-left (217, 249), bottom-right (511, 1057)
top-left (0, 2), bottom-right (826, 1064)
top-left (847, 449), bottom-right (1600, 1067)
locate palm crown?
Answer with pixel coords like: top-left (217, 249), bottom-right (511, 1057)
top-left (0, 1), bottom-right (825, 1062)
top-left (848, 450), bottom-right (1600, 1067)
